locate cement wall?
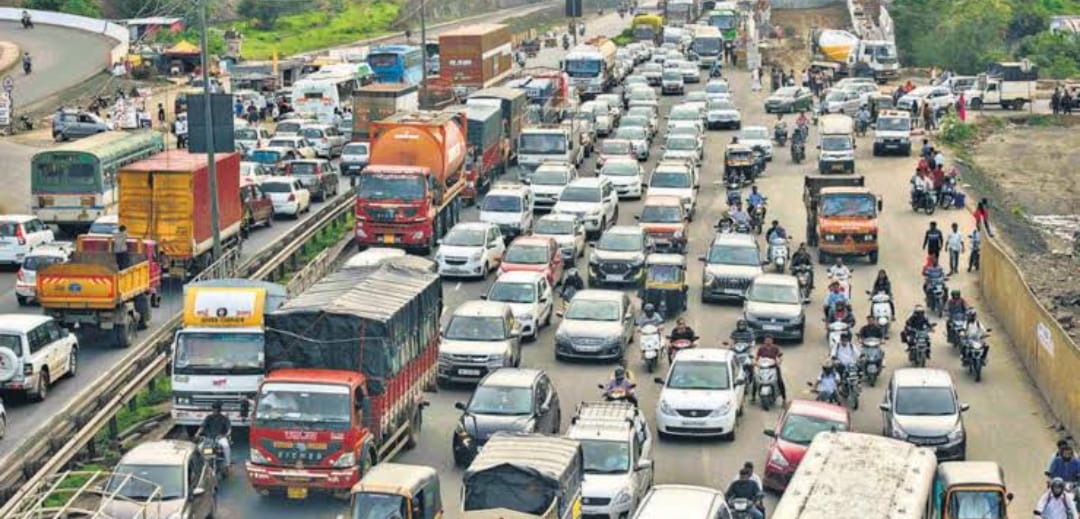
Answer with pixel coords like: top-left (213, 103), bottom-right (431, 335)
top-left (769, 0), bottom-right (843, 9)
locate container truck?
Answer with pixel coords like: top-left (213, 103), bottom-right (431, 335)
top-left (246, 256), bottom-right (439, 500)
top-left (467, 87), bottom-right (528, 164)
top-left (351, 83), bottom-right (420, 142)
top-left (561, 37), bottom-right (617, 98)
top-left (439, 23), bottom-right (515, 96)
top-left (171, 280), bottom-right (287, 434)
top-left (464, 103), bottom-right (505, 203)
top-left (118, 150), bottom-right (243, 279)
top-left (809, 28), bottom-right (899, 83)
top-left (354, 110), bottom-right (467, 255)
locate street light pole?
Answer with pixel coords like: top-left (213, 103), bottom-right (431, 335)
top-left (419, 0), bottom-right (428, 101)
top-left (199, 0), bottom-right (222, 260)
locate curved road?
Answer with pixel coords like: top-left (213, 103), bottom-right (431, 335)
top-left (0, 20), bottom-right (112, 107)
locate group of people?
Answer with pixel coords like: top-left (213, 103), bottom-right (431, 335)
top-left (1050, 87), bottom-right (1077, 115)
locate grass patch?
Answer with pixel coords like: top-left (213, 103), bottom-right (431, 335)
top-left (42, 464), bottom-right (108, 508)
top-left (91, 377), bottom-right (172, 457)
top-left (300, 213), bottom-right (354, 263)
top-left (233, 0), bottom-right (400, 59)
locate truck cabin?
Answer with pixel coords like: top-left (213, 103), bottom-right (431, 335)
top-left (356, 165), bottom-right (439, 206)
top-left (818, 188), bottom-right (882, 218)
top-left (350, 463), bottom-right (442, 519)
top-left (252, 370), bottom-right (368, 451)
top-left (933, 462), bottom-right (1013, 519)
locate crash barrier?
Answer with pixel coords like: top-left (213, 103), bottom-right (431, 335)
top-left (0, 8), bottom-right (128, 68)
top-left (0, 192), bottom-right (357, 515)
top-left (770, 0), bottom-right (841, 8)
top-left (979, 237), bottom-right (1080, 439)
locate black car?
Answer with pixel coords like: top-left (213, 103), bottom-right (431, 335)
top-left (452, 368), bottom-right (561, 467)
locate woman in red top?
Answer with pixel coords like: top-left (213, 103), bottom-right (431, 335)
top-left (974, 198), bottom-right (994, 237)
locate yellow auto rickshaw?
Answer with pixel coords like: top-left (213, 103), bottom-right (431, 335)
top-left (724, 144), bottom-right (755, 189)
top-left (933, 462), bottom-right (1013, 519)
top-left (640, 253), bottom-right (688, 317)
top-left (350, 463), bottom-right (443, 519)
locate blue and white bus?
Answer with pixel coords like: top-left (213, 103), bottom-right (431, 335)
top-left (367, 45), bottom-right (424, 85)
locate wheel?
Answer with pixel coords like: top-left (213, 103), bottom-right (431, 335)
top-left (405, 408), bottom-right (422, 449)
top-left (134, 295), bottom-right (151, 330)
top-left (66, 350), bottom-right (78, 379)
top-left (31, 370), bottom-right (49, 402)
top-left (115, 316), bottom-right (135, 348)
top-left (16, 295), bottom-right (28, 306)
top-left (0, 413), bottom-right (6, 439)
top-left (868, 250), bottom-right (879, 264)
top-left (974, 363), bottom-right (982, 382)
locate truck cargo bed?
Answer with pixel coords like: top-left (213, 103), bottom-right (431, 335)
top-left (38, 259), bottom-right (150, 309)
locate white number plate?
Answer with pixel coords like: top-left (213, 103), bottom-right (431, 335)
top-left (723, 289), bottom-right (743, 295)
top-left (680, 420), bottom-right (702, 426)
top-left (458, 369), bottom-right (482, 376)
top-left (763, 324), bottom-right (784, 331)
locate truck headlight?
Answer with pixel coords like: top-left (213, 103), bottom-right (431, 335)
top-left (249, 448), bottom-right (270, 464)
top-left (174, 395), bottom-right (191, 406)
top-left (331, 451), bottom-right (356, 468)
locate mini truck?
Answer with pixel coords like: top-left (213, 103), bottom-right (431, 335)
top-left (36, 235), bottom-right (161, 347)
top-left (462, 432), bottom-right (584, 519)
top-left (803, 175), bottom-right (882, 264)
top-left (964, 61), bottom-right (1038, 110)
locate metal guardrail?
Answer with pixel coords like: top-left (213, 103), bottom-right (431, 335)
top-left (0, 193), bottom-right (357, 514)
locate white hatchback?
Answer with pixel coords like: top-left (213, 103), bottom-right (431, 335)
top-left (654, 348), bottom-right (745, 441)
top-left (15, 243), bottom-right (73, 306)
top-left (260, 177), bottom-right (311, 217)
top-left (436, 222), bottom-right (505, 279)
top-left (0, 315), bottom-right (80, 402)
top-left (484, 270), bottom-right (555, 340)
top-left (0, 215), bottom-right (55, 266)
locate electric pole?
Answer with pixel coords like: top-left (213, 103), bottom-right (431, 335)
top-left (199, 0), bottom-right (222, 260)
top-left (419, 0), bottom-right (428, 102)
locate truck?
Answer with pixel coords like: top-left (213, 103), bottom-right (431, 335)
top-left (246, 256), bottom-right (439, 499)
top-left (817, 114), bottom-right (856, 174)
top-left (561, 37), bottom-right (617, 98)
top-left (438, 23), bottom-right (515, 96)
top-left (37, 235), bottom-right (162, 347)
top-left (510, 67), bottom-right (576, 124)
top-left (351, 83), bottom-right (420, 142)
top-left (630, 14), bottom-right (664, 44)
top-left (803, 175), bottom-right (882, 264)
top-left (809, 29), bottom-right (899, 83)
top-left (118, 150), bottom-right (243, 279)
top-left (964, 61), bottom-right (1038, 110)
top-left (354, 110), bottom-right (467, 255)
top-left (517, 126), bottom-right (585, 176)
top-left (690, 26), bottom-right (724, 69)
top-left (467, 87), bottom-right (528, 165)
top-left (462, 433), bottom-right (584, 519)
top-left (773, 432), bottom-right (936, 519)
top-left (464, 103), bottom-right (505, 203)
top-left (170, 280), bottom-right (287, 434)
top-left (664, 0), bottom-right (699, 26)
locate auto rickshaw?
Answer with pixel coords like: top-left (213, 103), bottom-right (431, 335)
top-left (932, 462), bottom-right (1013, 519)
top-left (869, 92), bottom-right (895, 121)
top-left (640, 253), bottom-right (688, 317)
top-left (522, 39), bottom-right (540, 57)
top-left (724, 144), bottom-right (755, 189)
top-left (350, 463), bottom-right (443, 519)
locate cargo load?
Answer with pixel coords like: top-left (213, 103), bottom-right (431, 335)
top-left (463, 433), bottom-right (584, 519)
top-left (439, 23), bottom-right (514, 94)
top-left (351, 82), bottom-right (420, 142)
top-left (464, 103), bottom-right (505, 201)
top-left (467, 87), bottom-right (528, 162)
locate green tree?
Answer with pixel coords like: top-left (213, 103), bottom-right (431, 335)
top-left (23, 0), bottom-right (101, 16)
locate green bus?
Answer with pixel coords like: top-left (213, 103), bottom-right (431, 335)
top-left (31, 130), bottom-right (164, 234)
top-left (707, 5), bottom-right (741, 41)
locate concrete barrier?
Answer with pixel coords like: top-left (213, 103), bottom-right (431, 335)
top-left (980, 238), bottom-right (1080, 437)
top-left (0, 8), bottom-right (129, 68)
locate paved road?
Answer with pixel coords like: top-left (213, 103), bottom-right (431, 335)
top-left (212, 9), bottom-right (1060, 519)
top-left (0, 21), bottom-right (112, 108)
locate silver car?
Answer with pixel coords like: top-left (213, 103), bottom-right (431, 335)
top-left (706, 98), bottom-right (742, 130)
top-left (743, 274), bottom-right (805, 342)
top-left (700, 233), bottom-right (763, 303)
top-left (102, 441), bottom-right (217, 519)
top-left (613, 126), bottom-right (651, 161)
top-left (662, 134), bottom-right (703, 165)
top-left (554, 289), bottom-right (635, 361)
top-left (438, 301), bottom-right (522, 385)
top-left (880, 368), bottom-right (968, 461)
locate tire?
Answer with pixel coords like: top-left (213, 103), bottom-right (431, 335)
top-left (974, 363), bottom-right (982, 382)
top-left (31, 370), bottom-right (49, 402)
top-left (115, 316), bottom-right (134, 348)
top-left (16, 295), bottom-right (28, 306)
top-left (66, 350), bottom-right (78, 379)
top-left (405, 408), bottom-right (422, 450)
top-left (868, 250), bottom-right (879, 264)
top-left (0, 413), bottom-right (6, 440)
top-left (135, 295), bottom-right (151, 330)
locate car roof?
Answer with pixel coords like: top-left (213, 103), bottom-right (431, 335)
top-left (672, 348), bottom-right (734, 363)
top-left (643, 195), bottom-right (683, 207)
top-left (453, 300), bottom-right (512, 318)
top-left (753, 274), bottom-right (798, 287)
top-left (121, 440), bottom-right (194, 466)
top-left (638, 485), bottom-right (723, 516)
top-left (605, 225), bottom-right (644, 236)
top-left (0, 314), bottom-right (53, 332)
top-left (451, 221), bottom-right (495, 232)
top-left (568, 177), bottom-right (609, 188)
top-left (572, 289), bottom-right (624, 303)
top-left (711, 233), bottom-right (758, 246)
top-left (602, 158), bottom-right (638, 167)
top-left (494, 270), bottom-right (547, 284)
top-left (510, 235), bottom-right (554, 247)
top-left (0, 214), bottom-right (38, 223)
top-left (891, 367), bottom-right (955, 388)
top-left (786, 399), bottom-right (850, 423)
top-left (480, 368), bottom-right (543, 388)
top-left (740, 125), bottom-right (768, 132)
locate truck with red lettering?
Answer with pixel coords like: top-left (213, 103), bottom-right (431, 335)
top-left (354, 110), bottom-right (467, 255)
top-left (246, 255), bottom-right (439, 500)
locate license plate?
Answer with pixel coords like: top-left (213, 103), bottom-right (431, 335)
top-left (606, 274), bottom-right (626, 281)
top-left (680, 420), bottom-right (702, 426)
top-left (382, 234), bottom-right (395, 245)
top-left (763, 324), bottom-right (783, 331)
top-left (832, 164), bottom-right (844, 171)
top-left (458, 368), bottom-right (482, 376)
top-left (286, 487), bottom-right (308, 499)
top-left (723, 288), bottom-right (743, 295)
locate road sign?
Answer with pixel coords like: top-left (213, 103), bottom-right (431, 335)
top-left (0, 93), bottom-right (11, 126)
top-left (2, 75), bottom-right (13, 93)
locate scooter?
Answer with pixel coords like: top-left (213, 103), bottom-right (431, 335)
top-left (729, 497), bottom-right (760, 519)
top-left (666, 336), bottom-right (698, 364)
top-left (639, 324), bottom-right (662, 373)
top-left (790, 139), bottom-right (805, 164)
top-left (960, 329), bottom-right (990, 382)
top-left (768, 236), bottom-right (788, 273)
top-left (868, 290), bottom-right (893, 337)
top-left (925, 279), bottom-right (948, 317)
top-left (793, 264), bottom-right (812, 301)
top-left (861, 337), bottom-right (884, 386)
top-left (773, 124), bottom-right (788, 146)
top-left (826, 320), bottom-right (850, 351)
top-left (727, 340), bottom-right (753, 383)
top-left (754, 357), bottom-right (780, 410)
top-left (939, 176), bottom-right (958, 209)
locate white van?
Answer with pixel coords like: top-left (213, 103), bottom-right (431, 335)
top-left (817, 114), bottom-right (856, 174)
top-left (480, 184), bottom-right (535, 240)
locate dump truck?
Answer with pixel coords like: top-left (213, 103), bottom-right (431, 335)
top-left (118, 150), bottom-right (243, 279)
top-left (354, 110), bottom-right (467, 254)
top-left (467, 87), bottom-right (528, 164)
top-left (803, 175), bottom-right (882, 264)
top-left (247, 256), bottom-right (439, 500)
top-left (351, 83), bottom-right (420, 142)
top-left (810, 29), bottom-right (899, 83)
top-left (171, 280), bottom-right (287, 434)
top-left (464, 103), bottom-right (505, 203)
top-left (462, 433), bottom-right (584, 519)
top-left (631, 14), bottom-right (663, 44)
top-left (37, 235), bottom-right (162, 347)
top-left (439, 23), bottom-right (515, 96)
top-left (561, 37), bottom-right (617, 97)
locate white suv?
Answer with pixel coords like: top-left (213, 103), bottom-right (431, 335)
top-left (553, 177), bottom-right (620, 239)
top-left (480, 184), bottom-right (535, 240)
top-left (654, 348), bottom-right (745, 441)
top-left (484, 270), bottom-right (555, 340)
top-left (0, 215), bottom-right (55, 266)
top-left (436, 222), bottom-right (505, 279)
top-left (528, 162), bottom-right (578, 212)
top-left (567, 402), bottom-right (655, 517)
top-left (0, 315), bottom-right (79, 401)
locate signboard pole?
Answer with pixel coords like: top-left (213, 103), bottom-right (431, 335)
top-left (198, 0), bottom-right (223, 260)
top-left (1, 75), bottom-right (14, 135)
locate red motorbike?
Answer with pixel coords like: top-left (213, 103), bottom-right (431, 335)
top-left (666, 336), bottom-right (699, 364)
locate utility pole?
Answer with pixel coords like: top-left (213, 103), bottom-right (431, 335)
top-left (419, 0), bottom-right (428, 102)
top-left (199, 0), bottom-right (222, 260)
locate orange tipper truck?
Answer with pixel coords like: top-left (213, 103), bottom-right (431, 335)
top-left (354, 110), bottom-right (467, 255)
top-left (803, 175), bottom-right (882, 264)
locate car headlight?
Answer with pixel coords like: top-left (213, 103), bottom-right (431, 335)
top-left (487, 354), bottom-right (506, 367)
top-left (874, 137), bottom-right (884, 143)
top-left (947, 425), bottom-right (965, 442)
top-left (709, 401), bottom-right (732, 417)
top-left (704, 272), bottom-right (716, 286)
top-left (659, 399), bottom-right (676, 416)
top-left (556, 329), bottom-right (570, 342)
top-left (517, 313), bottom-right (534, 322)
top-left (589, 207), bottom-right (603, 216)
top-left (769, 448), bottom-right (790, 468)
top-left (673, 230), bottom-right (684, 239)
top-left (470, 251), bottom-right (483, 260)
top-left (249, 448), bottom-right (270, 464)
top-left (613, 489), bottom-right (633, 505)
top-left (864, 234), bottom-right (875, 240)
top-left (890, 423), bottom-right (908, 440)
top-left (332, 451), bottom-right (357, 468)
top-left (630, 255), bottom-right (645, 266)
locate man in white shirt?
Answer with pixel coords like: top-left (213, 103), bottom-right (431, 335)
top-left (955, 491), bottom-right (998, 519)
top-left (934, 149), bottom-right (946, 170)
top-left (1035, 478), bottom-right (1078, 519)
top-left (947, 222), bottom-right (965, 275)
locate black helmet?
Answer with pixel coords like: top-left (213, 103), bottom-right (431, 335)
top-left (614, 367), bottom-right (626, 379)
top-left (1051, 477), bottom-right (1066, 492)
top-left (644, 303), bottom-right (655, 313)
top-left (841, 332), bottom-right (852, 341)
top-left (212, 401), bottom-right (224, 412)
top-left (771, 220), bottom-right (779, 226)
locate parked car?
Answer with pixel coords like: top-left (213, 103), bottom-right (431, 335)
top-left (52, 109), bottom-right (109, 141)
top-left (554, 289), bottom-right (635, 361)
top-left (765, 86), bottom-right (814, 113)
top-left (104, 440), bottom-right (218, 519)
top-left (498, 235), bottom-right (564, 287)
top-left (438, 301), bottom-right (521, 385)
top-left (898, 86), bottom-right (957, 114)
top-left (259, 177), bottom-right (311, 217)
top-left (340, 142), bottom-right (370, 176)
top-left (282, 159), bottom-right (340, 201)
top-left (743, 274), bottom-right (806, 342)
top-left (0, 215), bottom-right (55, 266)
top-left (654, 348), bottom-right (746, 440)
top-left (239, 177), bottom-right (274, 235)
top-left (763, 399), bottom-right (851, 492)
top-left (532, 213), bottom-right (587, 261)
top-left (485, 270), bottom-right (555, 340)
top-left (300, 123), bottom-right (347, 158)
top-left (880, 368), bottom-right (969, 461)
top-left (14, 243), bottom-right (72, 305)
top-left (0, 315), bottom-right (79, 401)
top-left (435, 222), bottom-right (505, 279)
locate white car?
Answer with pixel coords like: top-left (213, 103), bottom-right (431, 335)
top-left (235, 126), bottom-right (272, 152)
top-left (0, 215), bottom-right (55, 266)
top-left (300, 123), bottom-right (347, 158)
top-left (669, 103), bottom-right (706, 125)
top-left (567, 402), bottom-right (654, 518)
top-left (480, 184), bottom-right (535, 240)
top-left (648, 163), bottom-right (697, 216)
top-left (87, 214), bottom-right (119, 235)
top-left (599, 158), bottom-right (645, 199)
top-left (528, 162), bottom-right (578, 212)
top-left (15, 243), bottom-right (72, 306)
top-left (661, 134), bottom-right (703, 166)
top-left (272, 119), bottom-right (309, 137)
top-left (704, 79), bottom-right (732, 101)
top-left (737, 126), bottom-right (773, 159)
top-left (0, 314), bottom-right (80, 401)
top-left (655, 348), bottom-right (745, 440)
top-left (898, 85), bottom-right (957, 113)
top-left (612, 126), bottom-right (651, 161)
top-left (240, 161), bottom-right (272, 178)
top-left (553, 177), bottom-right (620, 239)
top-left (260, 177), bottom-right (311, 217)
top-left (266, 136), bottom-right (317, 158)
top-left (340, 142), bottom-right (370, 176)
top-left (706, 98), bottom-right (742, 129)
top-left (822, 88), bottom-right (863, 115)
top-left (678, 60), bottom-right (701, 83)
top-left (533, 214), bottom-right (587, 261)
top-left (436, 222), bottom-right (505, 279)
top-left (485, 270), bottom-right (555, 340)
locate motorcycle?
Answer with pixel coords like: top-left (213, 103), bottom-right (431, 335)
top-left (925, 279), bottom-right (948, 317)
top-left (598, 382), bottom-right (637, 404)
top-left (640, 324), bottom-right (662, 373)
top-left (910, 185), bottom-right (936, 215)
top-left (790, 139), bottom-right (805, 164)
top-left (908, 325), bottom-right (934, 367)
top-left (946, 311), bottom-right (966, 348)
top-left (716, 218), bottom-right (734, 234)
top-left (727, 340), bottom-right (753, 383)
top-left (826, 320), bottom-right (850, 351)
top-left (768, 236), bottom-right (788, 273)
top-left (23, 60), bottom-right (31, 75)
top-left (733, 219), bottom-right (752, 235)
top-left (750, 203), bottom-right (766, 235)
top-left (861, 337), bottom-right (884, 386)
top-left (729, 498), bottom-right (759, 519)
top-left (754, 357), bottom-right (780, 410)
top-left (710, 65), bottom-right (722, 78)
top-left (868, 290), bottom-right (893, 337)
top-left (939, 176), bottom-right (958, 209)
top-left (837, 364), bottom-right (861, 410)
top-left (793, 264), bottom-right (812, 301)
top-left (809, 381), bottom-right (839, 405)
top-left (773, 124), bottom-right (788, 146)
top-left (666, 336), bottom-right (698, 364)
top-left (960, 329), bottom-right (990, 382)
top-left (724, 170), bottom-right (744, 190)
top-left (198, 435), bottom-right (229, 480)
top-left (22, 16), bottom-right (34, 29)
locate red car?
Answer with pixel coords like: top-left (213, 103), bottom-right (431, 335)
top-left (762, 399), bottom-right (851, 492)
top-left (499, 236), bottom-right (564, 286)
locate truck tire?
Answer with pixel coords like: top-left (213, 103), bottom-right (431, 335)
top-left (970, 98), bottom-right (983, 110)
top-left (405, 407), bottom-right (422, 450)
top-left (134, 295), bottom-right (151, 330)
top-left (868, 250), bottom-right (879, 264)
top-left (115, 315), bottom-right (135, 348)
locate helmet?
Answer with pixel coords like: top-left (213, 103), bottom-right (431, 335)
top-left (771, 220), bottom-right (779, 226)
top-left (822, 361), bottom-right (834, 372)
top-left (951, 289), bottom-right (961, 298)
top-left (966, 307), bottom-right (977, 318)
top-left (914, 304), bottom-right (925, 314)
top-left (736, 319), bottom-right (747, 330)
top-left (567, 268), bottom-right (579, 277)
top-left (212, 401), bottom-right (224, 412)
top-left (1051, 477), bottom-right (1066, 492)
top-left (643, 303), bottom-right (655, 313)
top-left (614, 367), bottom-right (626, 379)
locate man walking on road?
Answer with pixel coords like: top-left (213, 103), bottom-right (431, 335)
top-left (923, 221), bottom-right (944, 264)
top-left (968, 226), bottom-right (982, 272)
top-left (946, 222), bottom-right (965, 276)
top-left (156, 103), bottom-right (166, 129)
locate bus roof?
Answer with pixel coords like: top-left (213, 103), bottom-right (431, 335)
top-left (369, 44), bottom-right (419, 54)
top-left (32, 130), bottom-right (163, 165)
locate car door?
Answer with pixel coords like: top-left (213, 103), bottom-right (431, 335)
top-left (845, 91), bottom-right (861, 114)
top-left (542, 375), bottom-right (561, 432)
top-left (26, 325), bottom-right (55, 379)
top-left (881, 380), bottom-right (895, 435)
top-left (43, 320), bottom-right (72, 377)
top-left (603, 183), bottom-right (618, 222)
top-left (537, 277), bottom-right (553, 324)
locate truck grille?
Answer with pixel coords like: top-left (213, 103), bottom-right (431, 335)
top-left (260, 439), bottom-right (342, 465)
top-left (367, 207), bottom-right (397, 222)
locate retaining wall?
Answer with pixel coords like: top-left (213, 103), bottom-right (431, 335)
top-left (0, 8), bottom-right (128, 68)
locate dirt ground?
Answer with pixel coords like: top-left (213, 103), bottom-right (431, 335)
top-left (760, 4), bottom-right (850, 72)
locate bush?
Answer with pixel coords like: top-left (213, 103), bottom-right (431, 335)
top-left (235, 0), bottom-right (400, 59)
top-left (939, 112), bottom-right (977, 145)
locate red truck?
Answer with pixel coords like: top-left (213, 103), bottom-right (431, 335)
top-left (463, 103), bottom-right (505, 203)
top-left (439, 23), bottom-right (514, 95)
top-left (246, 256), bottom-right (439, 500)
top-left (354, 110), bottom-right (467, 254)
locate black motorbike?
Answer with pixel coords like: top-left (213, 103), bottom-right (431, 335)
top-left (198, 435), bottom-right (229, 480)
top-left (791, 139), bottom-right (805, 164)
top-left (773, 125), bottom-right (788, 146)
top-left (749, 204), bottom-right (766, 235)
top-left (960, 330), bottom-right (990, 382)
top-left (837, 364), bottom-right (861, 410)
top-left (939, 176), bottom-right (958, 209)
top-left (792, 264), bottom-right (812, 301)
top-left (925, 279), bottom-right (948, 317)
top-left (21, 16), bottom-right (33, 29)
top-left (22, 59), bottom-right (31, 75)
top-left (724, 170), bottom-right (744, 190)
top-left (907, 325), bottom-right (934, 367)
top-left (946, 311), bottom-right (966, 348)
top-left (910, 186), bottom-right (936, 215)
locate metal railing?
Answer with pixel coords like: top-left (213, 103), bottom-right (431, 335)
top-left (0, 193), bottom-right (357, 514)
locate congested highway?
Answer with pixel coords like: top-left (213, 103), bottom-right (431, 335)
top-left (206, 8), bottom-right (1059, 519)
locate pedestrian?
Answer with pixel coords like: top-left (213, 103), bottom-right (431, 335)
top-left (968, 226), bottom-right (982, 272)
top-left (923, 221), bottom-right (944, 263)
top-left (1051, 88), bottom-right (1061, 115)
top-left (920, 138), bottom-right (932, 160)
top-left (974, 198), bottom-right (994, 237)
top-left (957, 93), bottom-right (966, 122)
top-left (922, 101), bottom-right (935, 131)
top-left (801, 69), bottom-right (809, 88)
top-left (1063, 91), bottom-right (1074, 115)
top-left (910, 99), bottom-right (920, 128)
top-left (730, 42), bottom-right (738, 67)
top-left (770, 67), bottom-right (779, 92)
top-left (234, 99), bottom-right (244, 117)
top-left (751, 67), bottom-right (762, 92)
top-left (946, 222), bottom-right (965, 275)
top-left (156, 103), bottom-right (166, 128)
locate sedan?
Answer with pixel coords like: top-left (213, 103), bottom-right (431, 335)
top-left (436, 222), bottom-right (505, 279)
top-left (706, 98), bottom-right (742, 129)
top-left (661, 70), bottom-right (686, 95)
top-left (668, 104), bottom-right (705, 125)
top-left (613, 127), bottom-right (651, 161)
top-left (260, 177), bottom-right (311, 217)
top-left (763, 400), bottom-right (851, 491)
top-left (640, 63), bottom-right (664, 86)
top-left (704, 79), bottom-right (732, 101)
top-left (654, 348), bottom-right (746, 440)
top-left (662, 134), bottom-right (703, 165)
top-left (266, 136), bottom-right (317, 159)
top-left (554, 290), bottom-right (635, 361)
top-left (627, 88), bottom-right (660, 112)
top-left (765, 86), bottom-right (814, 114)
top-left (737, 126), bottom-right (773, 159)
top-left (599, 158), bottom-right (645, 199)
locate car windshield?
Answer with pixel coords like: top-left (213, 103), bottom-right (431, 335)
top-left (895, 386), bottom-right (957, 415)
top-left (520, 134), bottom-right (567, 154)
top-left (821, 135), bottom-right (852, 152)
top-left (288, 162), bottom-right (317, 175)
top-left (621, 116), bottom-right (648, 128)
top-left (598, 232), bottom-right (643, 251)
top-left (581, 439), bottom-right (631, 474)
top-left (532, 168), bottom-right (571, 185)
top-left (174, 332), bottom-right (265, 375)
top-left (642, 64), bottom-right (661, 73)
top-left (668, 360), bottom-right (731, 390)
top-left (468, 385), bottom-right (533, 415)
top-left (602, 162), bottom-right (639, 177)
top-left (628, 108), bottom-right (654, 118)
top-left (650, 172), bottom-right (691, 188)
top-left (614, 128), bottom-right (645, 140)
top-left (22, 255), bottom-right (64, 271)
top-left (739, 128), bottom-right (769, 140)
top-left (821, 194), bottom-right (876, 217)
top-left (559, 186), bottom-right (601, 203)
top-left (260, 182), bottom-right (293, 193)
top-left (671, 106), bottom-right (699, 119)
top-left (775, 87), bottom-right (798, 98)
top-left (253, 385), bottom-right (352, 431)
top-left (630, 90), bottom-right (656, 101)
top-left (445, 315), bottom-right (506, 341)
top-left (0, 334), bottom-right (23, 356)
top-left (443, 227), bottom-right (487, 247)
top-left (666, 137), bottom-right (697, 150)
top-left (748, 283), bottom-right (800, 304)
top-left (482, 194), bottom-right (522, 213)
top-left (236, 128), bottom-right (258, 140)
top-left (706, 82), bottom-right (730, 94)
top-left (343, 143), bottom-right (368, 155)
top-left (535, 219), bottom-right (574, 235)
top-left (351, 493), bottom-right (408, 519)
top-left (268, 139), bottom-right (298, 149)
top-left (566, 299), bottom-right (622, 321)
top-left (300, 128), bottom-right (325, 139)
top-left (276, 122), bottom-right (302, 134)
top-left (356, 174), bottom-right (425, 201)
top-left (710, 99), bottom-right (736, 110)
top-left (663, 71), bottom-right (682, 81)
top-left (668, 126), bottom-right (698, 138)
top-left (601, 140), bottom-right (632, 155)
top-left (708, 244), bottom-right (760, 265)
top-left (505, 244), bottom-right (548, 264)
top-left (948, 491), bottom-right (1006, 519)
top-left (780, 413), bottom-right (848, 445)
top-left (641, 205), bottom-right (682, 223)
top-left (107, 464), bottom-right (184, 500)
top-left (489, 282), bottom-right (536, 304)
top-left (877, 117), bottom-right (910, 131)
top-left (826, 90), bottom-right (848, 102)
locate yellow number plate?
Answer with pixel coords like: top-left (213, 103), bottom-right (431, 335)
top-left (286, 487), bottom-right (308, 499)
top-left (382, 234), bottom-right (396, 245)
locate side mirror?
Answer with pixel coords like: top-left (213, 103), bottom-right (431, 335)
top-left (764, 428), bottom-right (776, 438)
top-left (653, 377), bottom-right (665, 385)
top-left (960, 403), bottom-right (970, 412)
top-left (878, 198), bottom-right (884, 211)
top-left (633, 215), bottom-right (640, 221)
top-left (816, 145), bottom-right (821, 149)
top-left (1006, 492), bottom-right (1014, 503)
top-left (454, 402), bottom-right (467, 411)
top-left (635, 459), bottom-right (654, 472)
top-left (734, 375), bottom-right (745, 386)
top-left (878, 403), bottom-right (891, 412)
top-left (556, 312), bottom-right (564, 318)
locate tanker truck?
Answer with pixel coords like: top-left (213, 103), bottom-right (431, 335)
top-left (810, 29), bottom-right (898, 83)
top-left (561, 37), bottom-right (617, 98)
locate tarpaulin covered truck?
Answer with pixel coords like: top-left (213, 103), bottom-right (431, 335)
top-left (118, 150), bottom-right (243, 279)
top-left (464, 103), bottom-right (505, 203)
top-left (351, 83), bottom-right (420, 142)
top-left (439, 23), bottom-right (515, 96)
top-left (246, 256), bottom-right (439, 500)
top-left (462, 433), bottom-right (584, 519)
top-left (467, 87), bottom-right (528, 165)
top-left (354, 110), bottom-right (467, 254)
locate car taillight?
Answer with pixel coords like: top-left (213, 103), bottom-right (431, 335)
top-left (16, 226), bottom-right (26, 245)
top-left (288, 193), bottom-right (296, 202)
top-left (23, 364), bottom-right (33, 376)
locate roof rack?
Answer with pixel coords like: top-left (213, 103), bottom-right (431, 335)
top-left (571, 400), bottom-right (639, 426)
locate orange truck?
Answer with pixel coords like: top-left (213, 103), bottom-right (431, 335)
top-left (37, 235), bottom-right (162, 347)
top-left (803, 175), bottom-right (883, 264)
top-left (354, 110), bottom-right (467, 255)
top-left (438, 23), bottom-right (514, 96)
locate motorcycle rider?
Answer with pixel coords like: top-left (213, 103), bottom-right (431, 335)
top-left (1047, 445), bottom-right (1080, 484)
top-left (945, 289), bottom-right (969, 344)
top-left (812, 361), bottom-right (842, 403)
top-left (855, 104), bottom-right (872, 134)
top-left (636, 303), bottom-right (664, 327)
top-left (727, 201), bottom-right (752, 230)
top-left (871, 269), bottom-right (896, 319)
top-left (747, 185), bottom-right (766, 218)
top-left (791, 243), bottom-right (814, 290)
top-left (961, 308), bottom-right (989, 362)
top-left (22, 52), bottom-right (32, 75)
top-left (603, 367), bottom-right (638, 405)
top-left (197, 401), bottom-right (232, 468)
top-left (766, 220), bottom-right (788, 242)
top-left (910, 167), bottom-right (934, 207)
top-left (710, 59), bottom-right (722, 78)
top-left (669, 318), bottom-right (697, 342)
top-left (832, 301), bottom-right (856, 328)
top-left (923, 256), bottom-right (947, 307)
top-left (1035, 477), bottom-right (1079, 519)
top-left (562, 33), bottom-right (571, 49)
top-left (753, 335), bottom-right (787, 403)
top-left (561, 268), bottom-right (584, 303)
top-left (903, 305), bottom-right (933, 359)
top-left (773, 114), bottom-right (787, 143)
top-left (859, 314), bottom-right (886, 340)
top-left (725, 466), bottom-right (765, 519)
top-left (730, 319), bottom-right (756, 345)
top-left (823, 281), bottom-right (848, 320)
top-left (830, 332), bottom-right (862, 378)
top-left (21, 10), bottom-right (32, 28)
top-left (827, 257), bottom-right (852, 294)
